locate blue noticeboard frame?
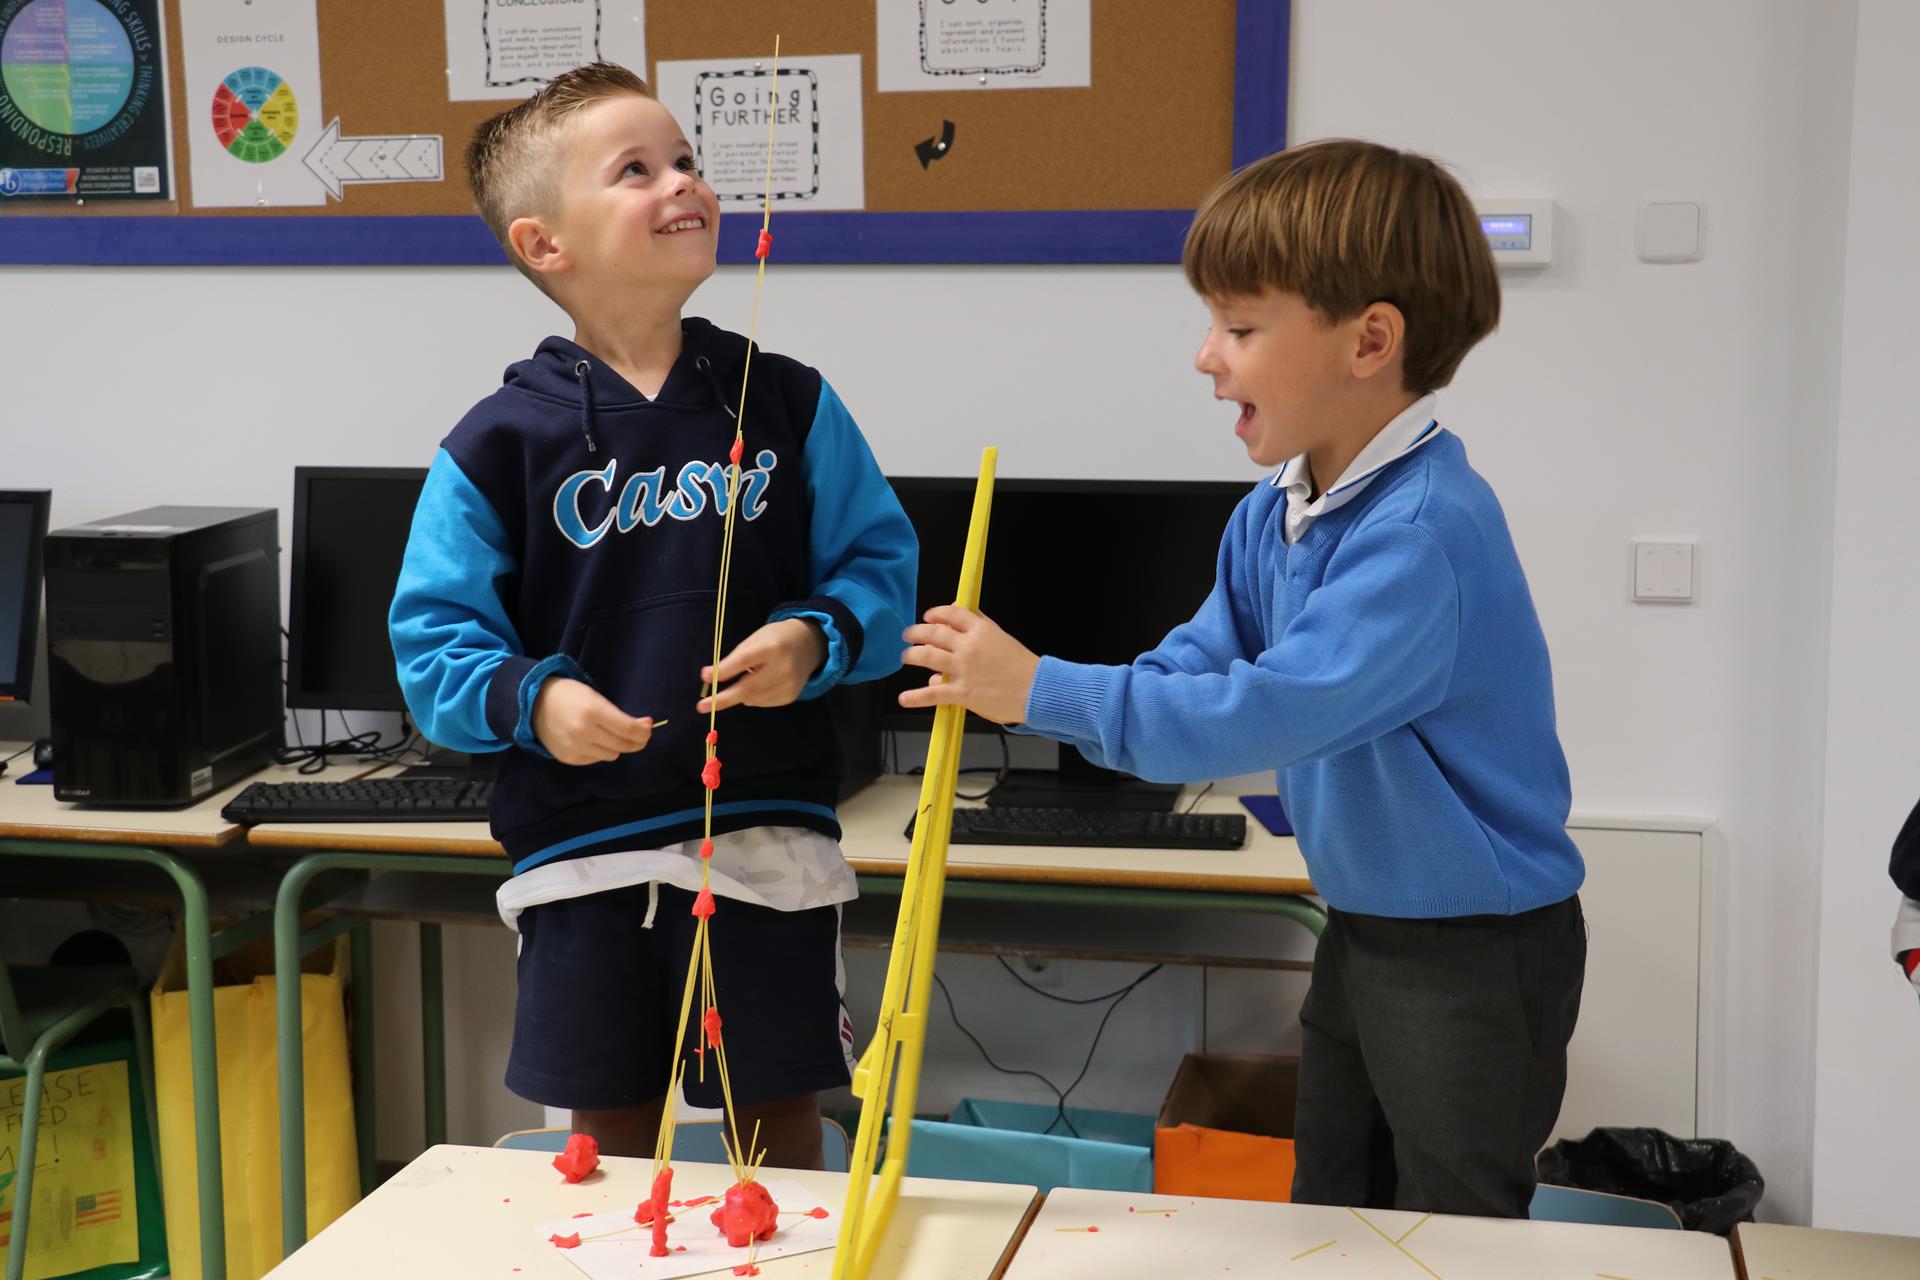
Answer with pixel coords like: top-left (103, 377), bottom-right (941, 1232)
top-left (1, 1), bottom-right (1287, 267)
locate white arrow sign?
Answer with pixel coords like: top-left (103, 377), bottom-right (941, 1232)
top-left (303, 118), bottom-right (444, 201)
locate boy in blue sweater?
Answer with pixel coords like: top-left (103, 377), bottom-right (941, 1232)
top-left (389, 64), bottom-right (915, 1169)
top-left (899, 139), bottom-right (1586, 1216)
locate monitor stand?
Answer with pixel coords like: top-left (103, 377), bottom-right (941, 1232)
top-left (985, 753), bottom-right (1181, 812)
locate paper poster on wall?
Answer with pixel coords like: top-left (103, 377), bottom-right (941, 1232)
top-left (652, 55), bottom-right (864, 211)
top-left (0, 0), bottom-right (173, 203)
top-left (876, 0), bottom-right (1091, 92)
top-left (178, 0), bottom-right (326, 206)
top-left (443, 0), bottom-right (647, 102)
top-left (0, 1059), bottom-right (141, 1278)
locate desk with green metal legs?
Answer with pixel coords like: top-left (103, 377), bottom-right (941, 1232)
top-left (247, 776), bottom-right (1326, 1264)
top-left (256, 839), bottom-right (510, 1259)
top-left (0, 752), bottom-right (391, 1280)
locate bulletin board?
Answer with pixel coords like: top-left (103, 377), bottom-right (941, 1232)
top-left (0, 0), bottom-right (1288, 265)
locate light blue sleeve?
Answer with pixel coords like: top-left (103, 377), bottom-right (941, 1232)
top-left (769, 378), bottom-right (918, 701)
top-left (1022, 522), bottom-right (1461, 782)
top-left (388, 450), bottom-right (581, 755)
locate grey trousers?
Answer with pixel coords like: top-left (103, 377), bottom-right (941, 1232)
top-left (1291, 894), bottom-right (1587, 1217)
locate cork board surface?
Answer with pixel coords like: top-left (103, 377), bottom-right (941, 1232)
top-left (5, 0), bottom-right (1239, 222)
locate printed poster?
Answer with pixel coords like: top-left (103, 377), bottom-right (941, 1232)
top-left (653, 55), bottom-right (864, 211)
top-left (0, 1060), bottom-right (139, 1280)
top-left (0, 0), bottom-right (172, 202)
top-left (444, 0), bottom-right (647, 102)
top-left (877, 0), bottom-right (1092, 92)
top-left (178, 0), bottom-right (327, 206)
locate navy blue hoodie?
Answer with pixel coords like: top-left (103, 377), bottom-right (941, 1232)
top-left (390, 318), bottom-right (916, 874)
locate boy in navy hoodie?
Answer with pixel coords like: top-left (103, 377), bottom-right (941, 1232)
top-left (898, 140), bottom-right (1587, 1217)
top-left (390, 63), bottom-right (915, 1169)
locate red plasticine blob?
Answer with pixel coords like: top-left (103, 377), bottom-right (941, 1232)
top-left (552, 1133), bottom-right (599, 1182)
top-left (700, 837), bottom-right (716, 860)
top-left (648, 1168), bottom-right (674, 1257)
top-left (548, 1233), bottom-right (581, 1249)
top-left (704, 1005), bottom-right (725, 1046)
top-left (707, 730), bottom-right (720, 746)
top-left (733, 1266), bottom-right (761, 1277)
top-left (804, 1206), bottom-right (829, 1219)
top-left (692, 886), bottom-right (717, 919)
top-left (702, 756), bottom-right (724, 790)
top-left (755, 229), bottom-right (772, 259)
top-left (711, 1180), bottom-right (780, 1247)
top-left (730, 437), bottom-right (746, 466)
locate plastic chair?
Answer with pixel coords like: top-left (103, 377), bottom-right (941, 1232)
top-left (1530, 1182), bottom-right (1683, 1229)
top-left (496, 1117), bottom-right (852, 1173)
top-left (0, 963), bottom-right (159, 1280)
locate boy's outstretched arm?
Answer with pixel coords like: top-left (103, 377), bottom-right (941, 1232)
top-left (705, 378), bottom-right (915, 714)
top-left (390, 451), bottom-right (651, 762)
top-left (901, 520), bottom-right (1460, 783)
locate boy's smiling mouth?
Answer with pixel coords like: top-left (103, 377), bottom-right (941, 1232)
top-left (655, 215), bottom-right (706, 235)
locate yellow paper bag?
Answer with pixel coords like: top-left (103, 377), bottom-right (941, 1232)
top-left (151, 928), bottom-right (358, 1280)
top-left (0, 1059), bottom-right (140, 1279)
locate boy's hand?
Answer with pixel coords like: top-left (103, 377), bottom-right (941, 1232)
top-left (697, 618), bottom-right (827, 714)
top-left (532, 678), bottom-right (656, 765)
top-left (898, 606), bottom-right (1040, 725)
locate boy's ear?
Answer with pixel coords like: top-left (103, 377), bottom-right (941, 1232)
top-left (1349, 300), bottom-right (1406, 382)
top-left (508, 214), bottom-right (568, 281)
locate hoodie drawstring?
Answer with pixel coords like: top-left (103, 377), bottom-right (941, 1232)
top-left (694, 354), bottom-right (738, 422)
top-left (641, 879), bottom-right (660, 930)
top-left (574, 359), bottom-right (598, 453)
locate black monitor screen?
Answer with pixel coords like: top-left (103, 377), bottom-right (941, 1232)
top-left (288, 467), bottom-right (428, 712)
top-left (0, 491), bottom-right (49, 700)
top-left (877, 477), bottom-right (1250, 733)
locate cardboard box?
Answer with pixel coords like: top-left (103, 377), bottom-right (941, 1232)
top-left (1154, 1052), bottom-right (1298, 1202)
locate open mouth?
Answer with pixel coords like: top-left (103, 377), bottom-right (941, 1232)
top-left (1234, 401), bottom-right (1255, 435)
top-left (656, 216), bottom-right (706, 235)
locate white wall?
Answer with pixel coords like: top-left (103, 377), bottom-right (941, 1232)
top-left (1810, 0), bottom-right (1920, 1236)
top-left (0, 0), bottom-right (1874, 1223)
top-left (1283, 0), bottom-right (1857, 1225)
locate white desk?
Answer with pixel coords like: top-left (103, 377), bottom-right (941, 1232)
top-left (1733, 1222), bottom-right (1920, 1280)
top-left (1001, 1188), bottom-right (1735, 1280)
top-left (265, 1144), bottom-right (1040, 1279)
top-left (0, 743), bottom-right (373, 848)
top-left (243, 773), bottom-right (1317, 897)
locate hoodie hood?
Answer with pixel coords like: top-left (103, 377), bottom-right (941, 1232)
top-left (502, 317), bottom-right (741, 453)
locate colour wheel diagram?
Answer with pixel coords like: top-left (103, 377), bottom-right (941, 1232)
top-left (211, 65), bottom-right (298, 163)
top-left (0, 0), bottom-right (136, 136)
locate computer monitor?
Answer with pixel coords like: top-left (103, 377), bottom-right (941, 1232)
top-left (0, 489), bottom-right (50, 703)
top-left (879, 476), bottom-right (1251, 807)
top-left (287, 466), bottom-right (428, 713)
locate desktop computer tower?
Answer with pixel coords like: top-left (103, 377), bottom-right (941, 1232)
top-left (45, 507), bottom-right (281, 806)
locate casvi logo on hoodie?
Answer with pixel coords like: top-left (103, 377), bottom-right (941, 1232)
top-left (552, 450), bottom-right (779, 549)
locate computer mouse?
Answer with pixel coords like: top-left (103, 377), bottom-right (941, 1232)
top-left (32, 739), bottom-right (52, 771)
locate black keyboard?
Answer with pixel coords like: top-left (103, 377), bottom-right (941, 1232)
top-left (903, 805), bottom-right (1245, 851)
top-left (222, 777), bottom-right (493, 824)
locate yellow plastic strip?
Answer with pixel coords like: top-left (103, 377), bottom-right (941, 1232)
top-left (831, 447), bottom-right (997, 1280)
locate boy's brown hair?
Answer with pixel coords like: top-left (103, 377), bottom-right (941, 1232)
top-left (1183, 139), bottom-right (1500, 393)
top-left (465, 62), bottom-right (655, 285)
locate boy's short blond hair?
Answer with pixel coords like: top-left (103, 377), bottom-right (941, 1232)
top-left (465, 62), bottom-right (654, 285)
top-left (1183, 139), bottom-right (1500, 393)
